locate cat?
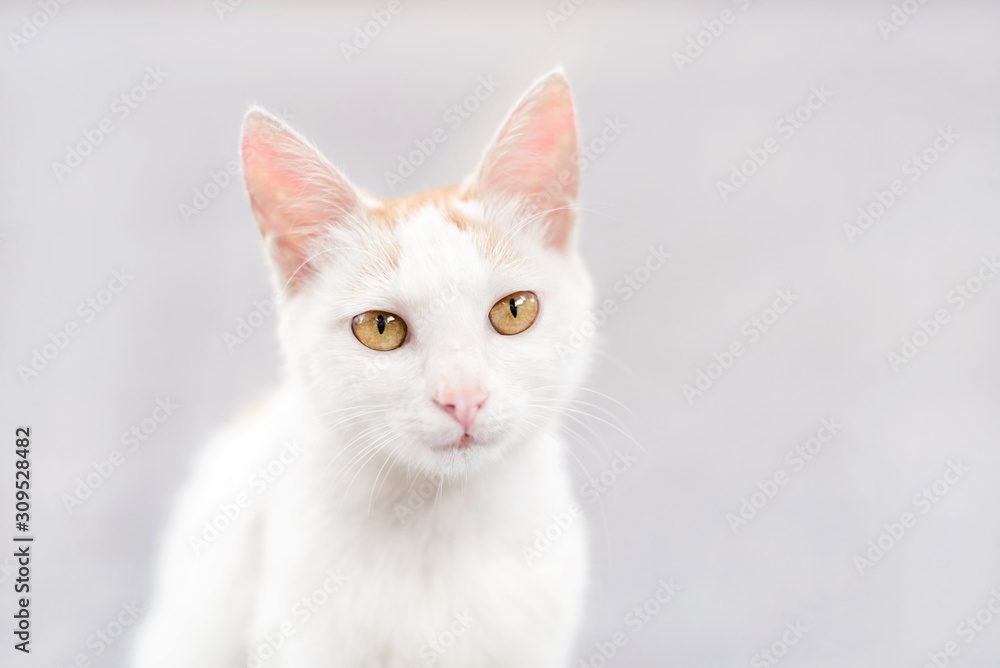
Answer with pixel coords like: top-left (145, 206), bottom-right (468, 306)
top-left (133, 70), bottom-right (596, 668)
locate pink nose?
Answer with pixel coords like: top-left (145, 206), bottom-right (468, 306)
top-left (434, 388), bottom-right (487, 433)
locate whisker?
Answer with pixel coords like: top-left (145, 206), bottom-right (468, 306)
top-left (330, 429), bottom-right (393, 485)
top-left (342, 431), bottom-right (399, 499)
top-left (368, 437), bottom-right (409, 514)
top-left (521, 416), bottom-right (614, 572)
top-left (530, 404), bottom-right (646, 455)
top-left (313, 404), bottom-right (390, 420)
top-left (319, 423), bottom-right (391, 480)
top-left (319, 408), bottom-right (391, 435)
top-left (375, 439), bottom-right (412, 500)
top-left (528, 396), bottom-right (629, 430)
top-left (590, 349), bottom-right (640, 381)
top-left (544, 413), bottom-right (608, 466)
top-left (529, 385), bottom-right (635, 417)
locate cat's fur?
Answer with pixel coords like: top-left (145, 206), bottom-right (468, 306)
top-left (133, 71), bottom-right (595, 668)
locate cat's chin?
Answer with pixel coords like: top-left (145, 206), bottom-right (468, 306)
top-left (417, 433), bottom-right (511, 477)
top-left (431, 434), bottom-right (474, 452)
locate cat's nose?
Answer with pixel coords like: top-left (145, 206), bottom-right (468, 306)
top-left (434, 387), bottom-right (488, 433)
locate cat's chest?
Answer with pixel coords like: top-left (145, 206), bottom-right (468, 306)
top-left (253, 513), bottom-right (585, 668)
top-left (249, 463), bottom-right (585, 667)
top-left (261, 479), bottom-right (537, 589)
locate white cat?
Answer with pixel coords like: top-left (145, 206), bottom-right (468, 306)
top-left (133, 70), bottom-right (596, 668)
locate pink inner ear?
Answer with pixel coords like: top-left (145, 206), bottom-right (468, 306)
top-left (241, 111), bottom-right (359, 284)
top-left (476, 75), bottom-right (579, 249)
top-left (242, 135), bottom-right (290, 235)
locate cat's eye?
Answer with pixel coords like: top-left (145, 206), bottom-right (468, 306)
top-left (489, 291), bottom-right (538, 335)
top-left (352, 311), bottom-right (407, 351)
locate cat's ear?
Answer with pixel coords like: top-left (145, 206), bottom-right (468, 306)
top-left (241, 108), bottom-right (361, 288)
top-left (473, 70), bottom-right (579, 250)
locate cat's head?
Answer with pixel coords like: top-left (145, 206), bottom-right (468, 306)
top-left (240, 71), bottom-right (594, 477)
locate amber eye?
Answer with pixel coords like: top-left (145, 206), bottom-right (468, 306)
top-left (489, 291), bottom-right (539, 335)
top-left (352, 311), bottom-right (407, 351)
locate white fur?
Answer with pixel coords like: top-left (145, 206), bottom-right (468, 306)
top-left (134, 74), bottom-right (595, 668)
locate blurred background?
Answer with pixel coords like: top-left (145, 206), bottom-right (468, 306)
top-left (2, 1), bottom-right (1000, 666)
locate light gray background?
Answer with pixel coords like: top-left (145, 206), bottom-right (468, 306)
top-left (2, 1), bottom-right (1000, 666)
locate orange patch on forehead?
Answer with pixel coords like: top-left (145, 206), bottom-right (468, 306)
top-left (360, 182), bottom-right (522, 269)
top-left (366, 184), bottom-right (477, 230)
top-left (473, 222), bottom-right (522, 268)
top-left (376, 238), bottom-right (401, 271)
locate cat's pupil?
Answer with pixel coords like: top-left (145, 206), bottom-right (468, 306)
top-left (509, 298), bottom-right (518, 318)
top-left (376, 314), bottom-right (386, 335)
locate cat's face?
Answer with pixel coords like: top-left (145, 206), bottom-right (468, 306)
top-left (241, 72), bottom-right (594, 477)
